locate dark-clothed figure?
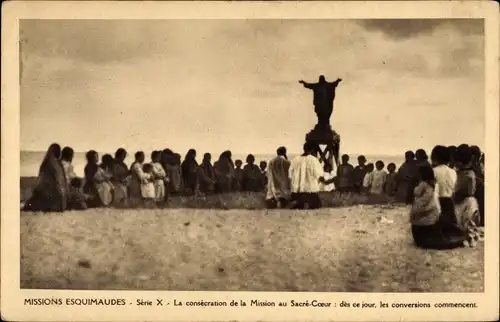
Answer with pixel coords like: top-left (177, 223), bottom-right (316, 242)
top-left (453, 145), bottom-right (482, 246)
top-left (181, 149), bottom-right (199, 195)
top-left (470, 145), bottom-right (484, 227)
top-left (395, 151), bottom-right (417, 204)
top-left (299, 75), bottom-right (342, 128)
top-left (214, 151), bottom-right (235, 193)
top-left (67, 177), bottom-right (88, 210)
top-left (352, 155), bottom-right (368, 193)
top-left (242, 154), bottom-right (262, 192)
top-left (198, 153), bottom-right (216, 194)
top-left (415, 149), bottom-right (431, 168)
top-left (23, 143), bottom-right (67, 212)
top-left (385, 163), bottom-right (397, 196)
top-left (233, 160), bottom-right (243, 192)
top-left (447, 145), bottom-right (458, 170)
top-left (336, 154), bottom-right (354, 192)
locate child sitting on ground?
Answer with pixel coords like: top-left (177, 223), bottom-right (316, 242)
top-left (67, 178), bottom-right (88, 210)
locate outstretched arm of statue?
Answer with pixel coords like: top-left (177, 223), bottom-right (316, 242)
top-left (299, 80), bottom-right (314, 89)
top-left (333, 78), bottom-right (342, 85)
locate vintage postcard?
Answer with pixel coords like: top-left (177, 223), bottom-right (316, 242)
top-left (1, 1), bottom-right (499, 321)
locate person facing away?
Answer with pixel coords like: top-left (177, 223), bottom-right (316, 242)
top-left (384, 163), bottom-right (397, 196)
top-left (111, 148), bottom-right (130, 208)
top-left (266, 146), bottom-right (292, 208)
top-left (430, 145), bottom-right (463, 238)
top-left (452, 145), bottom-right (481, 246)
top-left (23, 143), bottom-right (67, 212)
top-left (299, 75), bottom-right (342, 127)
top-left (181, 149), bottom-right (199, 195)
top-left (243, 154), bottom-right (263, 192)
top-left (336, 154), bottom-right (354, 193)
top-left (362, 163), bottom-right (374, 194)
top-left (60, 146), bottom-right (77, 191)
top-left (151, 151), bottom-right (168, 204)
top-left (469, 145), bottom-right (484, 227)
top-left (214, 151), bottom-right (234, 193)
top-left (395, 150), bottom-right (417, 204)
top-left (198, 153), bottom-right (217, 194)
top-left (259, 161), bottom-right (268, 191)
top-left (320, 162), bottom-right (335, 192)
top-left (83, 150), bottom-right (113, 207)
top-left (370, 160), bottom-right (387, 195)
top-left (289, 142), bottom-right (326, 209)
top-left (352, 155), bottom-right (368, 193)
top-left (409, 164), bottom-right (465, 250)
top-left (233, 159), bottom-right (243, 192)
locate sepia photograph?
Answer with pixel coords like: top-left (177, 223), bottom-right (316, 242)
top-left (18, 17), bottom-right (486, 292)
top-left (1, 1), bottom-right (499, 321)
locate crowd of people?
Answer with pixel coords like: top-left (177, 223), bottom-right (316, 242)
top-left (23, 141), bottom-right (485, 250)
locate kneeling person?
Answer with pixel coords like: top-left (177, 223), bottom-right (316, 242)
top-left (289, 142), bottom-right (325, 210)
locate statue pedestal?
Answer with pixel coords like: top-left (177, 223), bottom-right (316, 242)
top-left (305, 125), bottom-right (341, 168)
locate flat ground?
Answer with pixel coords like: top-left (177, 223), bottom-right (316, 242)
top-left (20, 199), bottom-right (484, 292)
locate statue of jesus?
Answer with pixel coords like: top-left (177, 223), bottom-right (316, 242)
top-left (299, 75), bottom-right (342, 129)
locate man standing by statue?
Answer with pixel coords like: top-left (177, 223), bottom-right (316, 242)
top-left (299, 75), bottom-right (342, 130)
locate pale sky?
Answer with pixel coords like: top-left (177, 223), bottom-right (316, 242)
top-left (20, 19), bottom-right (485, 156)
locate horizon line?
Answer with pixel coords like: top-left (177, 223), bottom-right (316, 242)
top-left (20, 149), bottom-right (404, 157)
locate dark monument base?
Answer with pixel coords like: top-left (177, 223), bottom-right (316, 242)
top-left (305, 124), bottom-right (341, 168)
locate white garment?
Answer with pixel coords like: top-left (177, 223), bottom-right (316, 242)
top-left (266, 155), bottom-right (291, 200)
top-left (370, 169), bottom-right (387, 195)
top-left (363, 172), bottom-right (373, 189)
top-left (320, 171), bottom-right (335, 192)
top-left (433, 164), bottom-right (457, 198)
top-left (289, 155), bottom-right (324, 193)
top-left (152, 162), bottom-right (166, 201)
top-left (455, 196), bottom-right (479, 231)
top-left (141, 181), bottom-right (156, 199)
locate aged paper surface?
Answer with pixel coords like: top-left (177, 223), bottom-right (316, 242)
top-left (1, 1), bottom-right (499, 321)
